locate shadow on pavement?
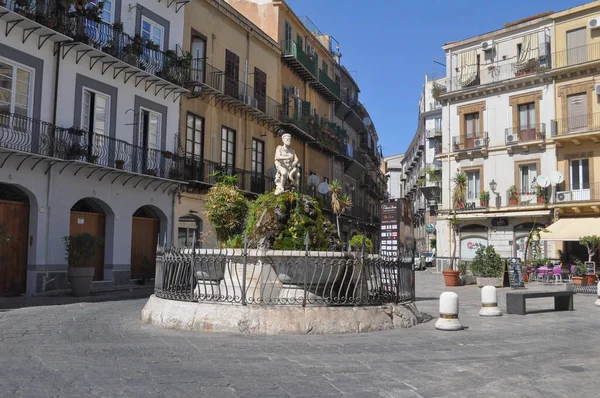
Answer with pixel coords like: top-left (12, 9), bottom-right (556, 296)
top-left (0, 287), bottom-right (153, 311)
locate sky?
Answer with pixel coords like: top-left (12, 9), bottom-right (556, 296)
top-left (286, 0), bottom-right (588, 157)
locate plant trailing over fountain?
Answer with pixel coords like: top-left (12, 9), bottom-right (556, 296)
top-left (205, 172), bottom-right (249, 247)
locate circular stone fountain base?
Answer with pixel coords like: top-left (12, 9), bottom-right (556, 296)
top-left (141, 295), bottom-right (422, 334)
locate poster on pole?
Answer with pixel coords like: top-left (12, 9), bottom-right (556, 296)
top-left (380, 199), bottom-right (413, 258)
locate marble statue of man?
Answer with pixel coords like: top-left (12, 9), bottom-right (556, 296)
top-left (274, 133), bottom-right (300, 195)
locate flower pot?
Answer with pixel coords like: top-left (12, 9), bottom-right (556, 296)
top-left (573, 276), bottom-right (584, 285)
top-left (115, 160), bottom-right (125, 170)
top-left (509, 198), bottom-right (518, 205)
top-left (480, 200), bottom-right (488, 207)
top-left (476, 276), bottom-right (503, 288)
top-left (68, 267), bottom-right (95, 297)
top-left (537, 197), bottom-right (545, 204)
top-left (523, 273), bottom-right (528, 283)
top-left (442, 270), bottom-right (460, 287)
top-left (585, 274), bottom-right (596, 285)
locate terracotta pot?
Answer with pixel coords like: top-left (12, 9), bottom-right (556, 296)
top-left (480, 200), bottom-right (488, 207)
top-left (537, 197), bottom-right (545, 204)
top-left (585, 274), bottom-right (596, 285)
top-left (573, 276), bottom-right (584, 285)
top-left (442, 270), bottom-right (460, 287)
top-left (523, 273), bottom-right (529, 283)
top-left (509, 198), bottom-right (518, 205)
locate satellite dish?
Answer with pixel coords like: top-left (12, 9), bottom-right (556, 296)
top-left (536, 175), bottom-right (550, 188)
top-left (266, 167), bottom-right (276, 178)
top-left (363, 117), bottom-right (372, 127)
top-left (317, 182), bottom-right (330, 195)
top-left (550, 171), bottom-right (564, 185)
top-left (307, 174), bottom-right (320, 187)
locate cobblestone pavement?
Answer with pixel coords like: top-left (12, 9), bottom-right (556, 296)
top-left (1, 272), bottom-right (599, 398)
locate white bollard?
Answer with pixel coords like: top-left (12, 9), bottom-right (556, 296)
top-left (479, 285), bottom-right (503, 317)
top-left (595, 281), bottom-right (600, 307)
top-left (435, 291), bottom-right (463, 331)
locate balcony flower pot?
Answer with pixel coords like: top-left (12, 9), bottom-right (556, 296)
top-left (442, 270), bottom-right (460, 287)
top-left (509, 198), bottom-right (518, 205)
top-left (537, 196), bottom-right (545, 204)
top-left (573, 276), bottom-right (585, 285)
top-left (480, 200), bottom-right (488, 207)
top-left (585, 274), bottom-right (596, 285)
top-left (115, 160), bottom-right (125, 169)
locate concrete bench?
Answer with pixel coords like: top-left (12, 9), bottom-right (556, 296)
top-left (506, 290), bottom-right (574, 315)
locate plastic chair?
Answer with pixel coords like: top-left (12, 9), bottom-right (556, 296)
top-left (552, 266), bottom-right (563, 283)
top-left (537, 266), bottom-right (549, 283)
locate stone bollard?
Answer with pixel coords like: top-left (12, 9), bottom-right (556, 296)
top-left (479, 285), bottom-right (503, 317)
top-left (435, 291), bottom-right (463, 331)
top-left (595, 281), bottom-right (600, 307)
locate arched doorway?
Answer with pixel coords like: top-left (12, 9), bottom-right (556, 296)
top-left (131, 206), bottom-right (161, 280)
top-left (0, 183), bottom-right (30, 296)
top-left (177, 215), bottom-right (202, 248)
top-left (460, 224), bottom-right (488, 260)
top-left (70, 198), bottom-right (107, 281)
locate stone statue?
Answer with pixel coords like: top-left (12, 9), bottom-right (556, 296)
top-left (274, 133), bottom-right (300, 195)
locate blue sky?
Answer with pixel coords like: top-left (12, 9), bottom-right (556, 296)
top-left (287, 0), bottom-right (587, 157)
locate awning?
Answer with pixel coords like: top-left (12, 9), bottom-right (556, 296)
top-left (539, 217), bottom-right (600, 241)
top-left (455, 209), bottom-right (551, 220)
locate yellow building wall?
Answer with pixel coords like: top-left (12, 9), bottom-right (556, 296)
top-left (554, 5), bottom-right (600, 55)
top-left (556, 145), bottom-right (599, 189)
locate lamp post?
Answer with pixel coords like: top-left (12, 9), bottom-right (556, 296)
top-left (489, 179), bottom-right (498, 207)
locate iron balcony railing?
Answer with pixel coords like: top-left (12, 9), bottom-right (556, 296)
top-left (0, 112), bottom-right (177, 178)
top-left (3, 2), bottom-right (190, 89)
top-left (505, 123), bottom-right (546, 144)
top-left (554, 182), bottom-right (600, 204)
top-left (506, 189), bottom-right (548, 206)
top-left (282, 39), bottom-right (316, 78)
top-left (452, 132), bottom-right (489, 151)
top-left (190, 58), bottom-right (281, 121)
top-left (317, 68), bottom-right (341, 98)
top-left (552, 41), bottom-right (600, 69)
top-left (154, 246), bottom-right (415, 306)
top-left (426, 128), bottom-right (443, 139)
top-left (551, 113), bottom-right (600, 137)
top-left (181, 155), bottom-right (274, 195)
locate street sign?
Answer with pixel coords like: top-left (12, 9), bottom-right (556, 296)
top-left (425, 224), bottom-right (435, 234)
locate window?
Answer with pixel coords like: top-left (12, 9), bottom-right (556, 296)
top-left (566, 27), bottom-right (587, 66)
top-left (567, 92), bottom-right (588, 133)
top-left (89, 0), bottom-right (113, 23)
top-left (191, 34), bottom-right (206, 83)
top-left (434, 117), bottom-right (442, 133)
top-left (186, 113), bottom-right (203, 158)
top-left (177, 215), bottom-right (202, 248)
top-left (284, 21), bottom-right (292, 53)
top-left (0, 59), bottom-right (32, 118)
top-left (253, 67), bottom-right (266, 112)
top-left (141, 17), bottom-right (164, 49)
top-left (518, 164), bottom-right (537, 193)
top-left (221, 126), bottom-right (236, 174)
top-left (465, 112), bottom-right (479, 138)
top-left (570, 159), bottom-right (590, 191)
top-left (139, 108), bottom-right (161, 150)
top-left (516, 43), bottom-right (522, 59)
top-left (251, 139), bottom-right (265, 193)
top-left (518, 103), bottom-right (535, 130)
top-left (322, 61), bottom-right (328, 75)
top-left (225, 50), bottom-right (240, 98)
top-left (296, 34), bottom-right (303, 51)
top-left (82, 89), bottom-right (110, 146)
top-left (466, 170), bottom-right (480, 201)
top-left (282, 85), bottom-right (289, 117)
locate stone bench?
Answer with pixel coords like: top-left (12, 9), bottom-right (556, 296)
top-left (505, 290), bottom-right (574, 315)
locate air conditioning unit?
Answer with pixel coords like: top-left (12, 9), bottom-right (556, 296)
top-left (506, 134), bottom-right (519, 144)
top-left (595, 84), bottom-right (600, 95)
top-left (589, 18), bottom-right (600, 29)
top-left (555, 191), bottom-right (572, 202)
top-left (481, 40), bottom-right (494, 51)
top-left (307, 45), bottom-right (315, 57)
top-left (290, 86), bottom-right (300, 97)
top-left (474, 138), bottom-right (485, 147)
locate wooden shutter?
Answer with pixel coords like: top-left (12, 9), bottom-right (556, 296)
top-left (254, 67), bottom-right (266, 112)
top-left (567, 93), bottom-right (588, 133)
top-left (225, 49), bottom-right (239, 98)
top-left (281, 85), bottom-right (289, 118)
top-left (566, 28), bottom-right (587, 66)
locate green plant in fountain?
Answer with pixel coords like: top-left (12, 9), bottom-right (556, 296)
top-left (469, 244), bottom-right (503, 277)
top-left (349, 234), bottom-right (373, 253)
top-left (205, 172), bottom-right (249, 247)
top-left (329, 179), bottom-right (352, 239)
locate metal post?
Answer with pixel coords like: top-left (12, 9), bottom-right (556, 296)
top-left (190, 232), bottom-right (196, 301)
top-left (242, 234), bottom-right (248, 306)
top-left (303, 231), bottom-right (310, 307)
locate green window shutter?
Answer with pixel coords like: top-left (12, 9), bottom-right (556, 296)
top-left (322, 61), bottom-right (328, 75)
top-left (297, 34), bottom-right (303, 51)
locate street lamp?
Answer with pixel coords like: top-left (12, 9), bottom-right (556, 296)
top-left (489, 179), bottom-right (497, 193)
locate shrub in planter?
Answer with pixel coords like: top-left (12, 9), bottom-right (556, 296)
top-left (573, 260), bottom-right (587, 285)
top-left (64, 233), bottom-right (100, 297)
top-left (480, 191), bottom-right (490, 207)
top-left (470, 244), bottom-right (504, 287)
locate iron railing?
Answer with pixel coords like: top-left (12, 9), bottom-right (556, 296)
top-left (2, 2), bottom-right (190, 88)
top-left (282, 39), bottom-right (316, 77)
top-left (0, 112), bottom-right (177, 178)
top-left (154, 242), bottom-right (415, 306)
top-left (452, 132), bottom-right (489, 151)
top-left (190, 58), bottom-right (281, 120)
top-left (506, 189), bottom-right (548, 206)
top-left (505, 124), bottom-right (546, 144)
top-left (426, 128), bottom-right (443, 139)
top-left (181, 155), bottom-right (274, 194)
top-left (554, 182), bottom-right (600, 203)
top-left (552, 41), bottom-right (600, 69)
top-left (317, 68), bottom-right (341, 98)
top-left (551, 113), bottom-right (600, 137)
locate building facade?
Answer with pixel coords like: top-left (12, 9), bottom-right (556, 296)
top-left (0, 0), bottom-right (189, 295)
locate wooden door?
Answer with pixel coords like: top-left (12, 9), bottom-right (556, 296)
top-left (130, 217), bottom-right (159, 279)
top-left (464, 113), bottom-right (479, 149)
top-left (69, 211), bottom-right (105, 281)
top-left (224, 49), bottom-right (239, 99)
top-left (0, 200), bottom-right (29, 296)
top-left (254, 67), bottom-right (267, 113)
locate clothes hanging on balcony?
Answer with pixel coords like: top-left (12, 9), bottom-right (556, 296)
top-left (515, 33), bottom-right (539, 71)
top-left (457, 50), bottom-right (477, 87)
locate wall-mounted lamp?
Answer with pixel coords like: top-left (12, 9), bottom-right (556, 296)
top-left (489, 179), bottom-right (497, 193)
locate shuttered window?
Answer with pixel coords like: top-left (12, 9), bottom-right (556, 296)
top-left (567, 93), bottom-right (587, 133)
top-left (566, 28), bottom-right (587, 66)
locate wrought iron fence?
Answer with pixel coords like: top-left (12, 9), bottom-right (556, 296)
top-left (505, 124), bottom-right (546, 144)
top-left (154, 239), bottom-right (415, 306)
top-left (573, 284), bottom-right (598, 295)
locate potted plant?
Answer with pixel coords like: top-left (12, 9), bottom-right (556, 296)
top-left (470, 244), bottom-right (504, 287)
top-left (162, 151), bottom-right (174, 159)
top-left (443, 212), bottom-right (461, 286)
top-left (115, 159), bottom-right (125, 169)
top-left (64, 233), bottom-right (98, 297)
top-left (452, 172), bottom-right (467, 210)
top-left (508, 185), bottom-right (519, 205)
top-left (579, 235), bottom-right (600, 284)
top-left (573, 260), bottom-right (587, 285)
top-left (536, 185), bottom-right (546, 204)
top-left (480, 191), bottom-right (490, 207)
top-left (112, 21), bottom-right (124, 32)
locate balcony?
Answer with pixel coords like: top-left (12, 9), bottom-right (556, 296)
top-left (190, 59), bottom-right (281, 128)
top-left (552, 41), bottom-right (600, 70)
top-left (0, 112), bottom-right (181, 188)
top-left (426, 128), bottom-right (443, 140)
top-left (551, 113), bottom-right (600, 146)
top-left (281, 40), bottom-right (316, 80)
top-left (452, 133), bottom-right (488, 155)
top-left (554, 183), bottom-right (600, 204)
top-left (156, 0), bottom-right (190, 12)
top-left (309, 69), bottom-right (340, 102)
top-left (181, 156), bottom-right (274, 195)
top-left (505, 123), bottom-right (546, 151)
top-left (505, 189), bottom-right (548, 207)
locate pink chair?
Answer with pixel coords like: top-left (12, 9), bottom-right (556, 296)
top-left (552, 266), bottom-right (563, 283)
top-left (537, 266), bottom-right (549, 283)
top-left (569, 265), bottom-right (575, 281)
